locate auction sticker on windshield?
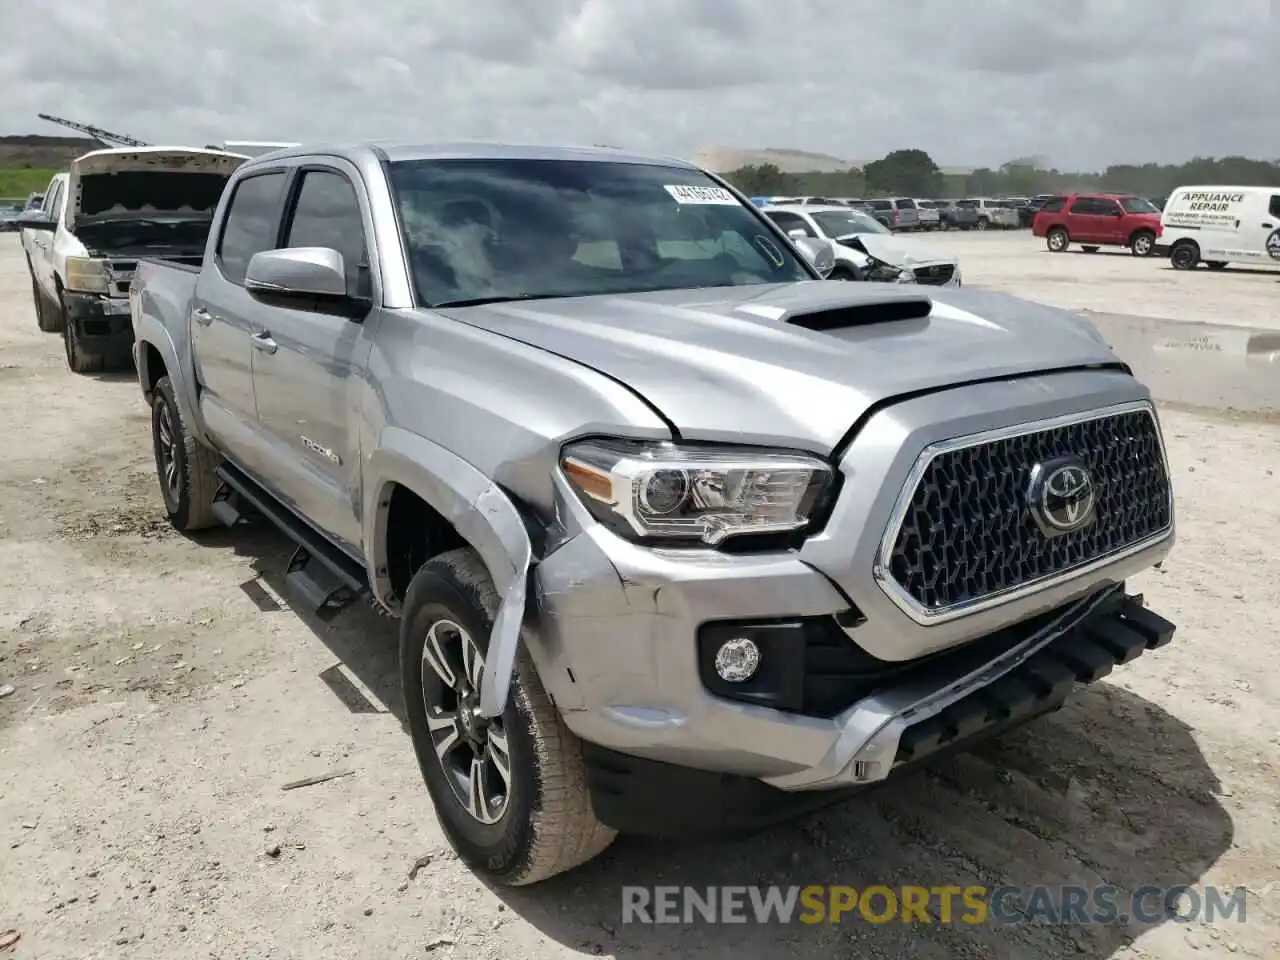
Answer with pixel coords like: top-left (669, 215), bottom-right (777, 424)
top-left (665, 185), bottom-right (739, 205)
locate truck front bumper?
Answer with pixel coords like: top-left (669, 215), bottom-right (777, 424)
top-left (63, 292), bottom-right (134, 350)
top-left (535, 524), bottom-right (1173, 835)
top-left (531, 372), bottom-right (1176, 835)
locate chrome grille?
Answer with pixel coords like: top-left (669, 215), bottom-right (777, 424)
top-left (881, 406), bottom-right (1171, 616)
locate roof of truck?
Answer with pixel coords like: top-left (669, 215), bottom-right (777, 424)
top-left (246, 141), bottom-right (699, 169)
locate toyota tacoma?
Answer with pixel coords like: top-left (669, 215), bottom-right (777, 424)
top-left (129, 142), bottom-right (1177, 886)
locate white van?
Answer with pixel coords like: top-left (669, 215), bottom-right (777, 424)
top-left (1160, 185), bottom-right (1280, 271)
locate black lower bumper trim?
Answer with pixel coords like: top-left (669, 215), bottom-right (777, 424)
top-left (583, 592), bottom-right (1174, 839)
top-left (63, 293), bottom-right (134, 346)
top-left (894, 593), bottom-right (1172, 765)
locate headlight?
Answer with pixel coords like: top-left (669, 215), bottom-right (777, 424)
top-left (64, 257), bottom-right (110, 294)
top-left (560, 438), bottom-right (832, 545)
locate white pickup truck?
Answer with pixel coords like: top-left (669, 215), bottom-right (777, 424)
top-left (20, 146), bottom-right (247, 372)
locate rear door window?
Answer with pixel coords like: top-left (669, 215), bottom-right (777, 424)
top-left (1269, 195), bottom-right (1280, 219)
top-left (894, 198), bottom-right (916, 209)
top-left (217, 172), bottom-right (288, 285)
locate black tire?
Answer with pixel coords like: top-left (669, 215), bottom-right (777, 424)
top-left (151, 375), bottom-right (220, 531)
top-left (36, 280), bottom-right (65, 334)
top-left (1046, 227), bottom-right (1069, 252)
top-left (1206, 261), bottom-right (1228, 271)
top-left (976, 217), bottom-right (989, 231)
top-left (828, 265), bottom-right (859, 281)
top-left (1082, 245), bottom-right (1100, 254)
top-left (1170, 241), bottom-right (1200, 270)
top-left (1129, 230), bottom-right (1156, 257)
top-left (400, 547), bottom-right (616, 886)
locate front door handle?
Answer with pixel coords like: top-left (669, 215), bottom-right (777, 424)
top-left (1263, 222), bottom-right (1275, 229)
top-left (193, 306), bottom-right (214, 326)
top-left (251, 332), bottom-right (278, 355)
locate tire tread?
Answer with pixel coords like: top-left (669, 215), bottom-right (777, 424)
top-left (420, 547), bottom-right (616, 885)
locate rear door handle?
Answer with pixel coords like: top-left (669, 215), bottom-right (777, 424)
top-left (251, 332), bottom-right (278, 355)
top-left (1263, 222), bottom-right (1275, 229)
top-left (193, 306), bottom-right (214, 326)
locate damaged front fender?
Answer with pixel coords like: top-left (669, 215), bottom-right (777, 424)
top-left (367, 428), bottom-right (533, 719)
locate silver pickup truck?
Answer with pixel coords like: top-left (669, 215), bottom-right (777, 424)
top-left (129, 142), bottom-right (1177, 886)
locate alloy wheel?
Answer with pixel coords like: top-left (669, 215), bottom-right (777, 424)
top-left (420, 618), bottom-right (511, 824)
top-left (155, 397), bottom-right (182, 506)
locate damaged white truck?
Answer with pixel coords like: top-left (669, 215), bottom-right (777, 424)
top-left (129, 142), bottom-right (1177, 885)
top-left (20, 146), bottom-right (247, 372)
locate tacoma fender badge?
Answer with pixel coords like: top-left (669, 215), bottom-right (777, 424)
top-left (301, 436), bottom-right (341, 465)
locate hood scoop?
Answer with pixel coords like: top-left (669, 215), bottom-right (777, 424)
top-left (785, 295), bottom-right (933, 331)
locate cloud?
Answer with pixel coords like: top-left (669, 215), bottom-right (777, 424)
top-left (1, 0), bottom-right (1276, 170)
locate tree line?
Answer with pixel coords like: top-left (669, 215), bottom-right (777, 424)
top-left (723, 149), bottom-right (1280, 200)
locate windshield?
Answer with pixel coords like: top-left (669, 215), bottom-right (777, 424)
top-left (1120, 196), bottom-right (1160, 214)
top-left (386, 158), bottom-right (811, 306)
top-left (811, 209), bottom-right (889, 237)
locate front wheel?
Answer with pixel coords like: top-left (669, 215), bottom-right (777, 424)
top-left (1129, 230), bottom-right (1156, 257)
top-left (400, 548), bottom-right (616, 886)
top-left (1046, 227), bottom-right (1069, 252)
top-left (151, 375), bottom-right (220, 531)
top-left (976, 217), bottom-right (989, 231)
top-left (828, 266), bottom-right (860, 281)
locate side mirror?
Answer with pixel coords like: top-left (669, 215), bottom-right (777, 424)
top-left (793, 236), bottom-right (836, 278)
top-left (245, 247), bottom-right (348, 298)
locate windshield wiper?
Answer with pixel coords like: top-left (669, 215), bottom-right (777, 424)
top-left (430, 294), bottom-right (550, 308)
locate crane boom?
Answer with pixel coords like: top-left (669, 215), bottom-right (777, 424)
top-left (37, 113), bottom-right (151, 148)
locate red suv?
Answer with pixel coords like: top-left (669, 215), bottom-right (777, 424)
top-left (1032, 193), bottom-right (1163, 256)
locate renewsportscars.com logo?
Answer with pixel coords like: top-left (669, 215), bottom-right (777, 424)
top-left (621, 884), bottom-right (1248, 926)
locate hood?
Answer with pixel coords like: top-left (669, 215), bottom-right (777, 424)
top-left (836, 233), bottom-right (954, 268)
top-left (68, 147), bottom-right (248, 230)
top-left (436, 283), bottom-right (1120, 452)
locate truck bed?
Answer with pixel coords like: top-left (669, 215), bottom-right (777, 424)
top-left (137, 256), bottom-right (202, 273)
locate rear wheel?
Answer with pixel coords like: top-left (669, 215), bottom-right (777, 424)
top-left (1129, 230), bottom-right (1156, 257)
top-left (977, 217), bottom-right (989, 231)
top-left (400, 548), bottom-right (616, 885)
top-left (1206, 261), bottom-right (1228, 271)
top-left (151, 375), bottom-right (220, 531)
top-left (1170, 241), bottom-right (1200, 270)
top-left (1046, 227), bottom-right (1069, 252)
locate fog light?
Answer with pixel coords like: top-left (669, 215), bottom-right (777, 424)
top-left (714, 637), bottom-right (760, 683)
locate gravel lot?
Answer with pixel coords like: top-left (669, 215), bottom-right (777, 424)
top-left (925, 230), bottom-right (1280, 331)
top-left (1, 232), bottom-right (1278, 960)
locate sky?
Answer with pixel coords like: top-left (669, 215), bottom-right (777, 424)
top-left (2, 0), bottom-right (1278, 172)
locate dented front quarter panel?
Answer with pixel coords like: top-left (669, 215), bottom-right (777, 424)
top-left (366, 429), bottom-right (532, 718)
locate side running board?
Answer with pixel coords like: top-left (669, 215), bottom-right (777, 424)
top-left (213, 464), bottom-right (370, 622)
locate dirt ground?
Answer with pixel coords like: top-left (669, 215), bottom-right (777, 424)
top-left (927, 229), bottom-right (1280, 331)
top-left (1, 232), bottom-right (1278, 960)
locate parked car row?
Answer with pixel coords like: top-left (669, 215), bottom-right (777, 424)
top-left (764, 195), bottom-right (1033, 231)
top-left (15, 139), bottom-right (1179, 888)
top-left (1029, 186), bottom-right (1280, 270)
